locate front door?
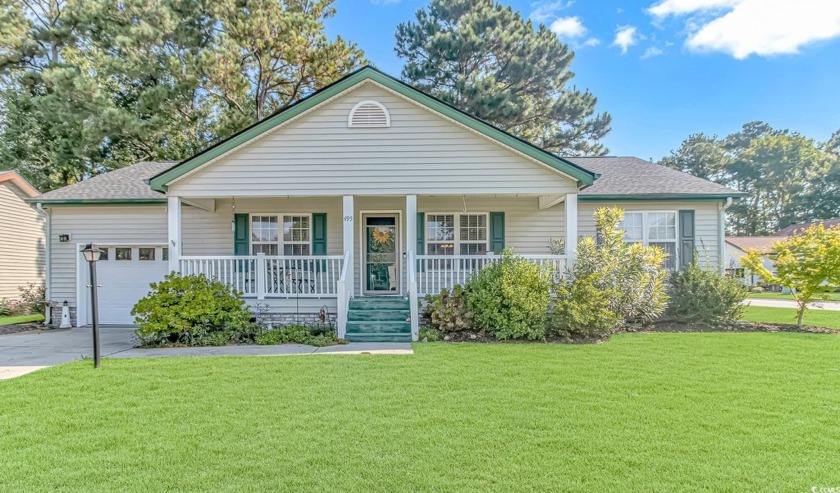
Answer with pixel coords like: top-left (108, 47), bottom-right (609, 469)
top-left (363, 214), bottom-right (400, 295)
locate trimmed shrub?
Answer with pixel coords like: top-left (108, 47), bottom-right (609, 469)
top-left (17, 283), bottom-right (46, 315)
top-left (550, 273), bottom-right (621, 339)
top-left (132, 273), bottom-right (253, 345)
top-left (418, 326), bottom-right (441, 342)
top-left (467, 250), bottom-right (553, 340)
top-left (423, 284), bottom-right (473, 333)
top-left (667, 260), bottom-right (748, 326)
top-left (255, 324), bottom-right (340, 347)
top-left (573, 207), bottom-right (669, 324)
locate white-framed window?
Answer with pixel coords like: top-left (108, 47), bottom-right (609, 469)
top-left (426, 213), bottom-right (489, 255)
top-left (250, 213), bottom-right (311, 256)
top-left (620, 211), bottom-right (678, 269)
top-left (283, 215), bottom-right (311, 255)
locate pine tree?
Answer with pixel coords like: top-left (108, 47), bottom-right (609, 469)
top-left (395, 0), bottom-right (611, 156)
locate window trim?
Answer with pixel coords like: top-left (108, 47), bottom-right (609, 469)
top-left (248, 212), bottom-right (313, 256)
top-left (620, 210), bottom-right (680, 268)
top-left (424, 212), bottom-right (490, 256)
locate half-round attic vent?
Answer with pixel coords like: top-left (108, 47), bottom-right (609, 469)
top-left (348, 100), bottom-right (390, 128)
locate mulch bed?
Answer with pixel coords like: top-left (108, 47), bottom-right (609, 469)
top-left (0, 323), bottom-right (49, 336)
top-left (428, 321), bottom-right (839, 344)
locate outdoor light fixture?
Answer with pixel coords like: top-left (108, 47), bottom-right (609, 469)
top-left (81, 243), bottom-right (102, 368)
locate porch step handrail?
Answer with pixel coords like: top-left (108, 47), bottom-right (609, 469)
top-left (336, 250), bottom-right (352, 339)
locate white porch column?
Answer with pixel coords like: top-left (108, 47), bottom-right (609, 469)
top-left (342, 195), bottom-right (354, 293)
top-left (406, 195), bottom-right (417, 262)
top-left (167, 196), bottom-right (181, 273)
top-left (565, 193), bottom-right (578, 267)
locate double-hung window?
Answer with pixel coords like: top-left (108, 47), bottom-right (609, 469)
top-left (426, 213), bottom-right (489, 255)
top-left (250, 214), bottom-right (311, 256)
top-left (620, 211), bottom-right (678, 269)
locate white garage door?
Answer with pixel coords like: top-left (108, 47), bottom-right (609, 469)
top-left (82, 246), bottom-right (169, 325)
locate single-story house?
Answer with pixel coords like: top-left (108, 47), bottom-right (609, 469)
top-left (726, 217), bottom-right (840, 287)
top-left (30, 66), bottom-right (743, 341)
top-left (0, 170), bottom-right (44, 301)
top-left (725, 236), bottom-right (779, 286)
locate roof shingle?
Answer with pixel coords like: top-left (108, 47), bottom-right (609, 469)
top-left (33, 162), bottom-right (175, 202)
top-left (565, 156), bottom-right (743, 197)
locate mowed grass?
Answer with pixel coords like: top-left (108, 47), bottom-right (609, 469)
top-left (742, 305), bottom-right (840, 329)
top-left (3, 334), bottom-right (840, 491)
top-left (0, 313), bottom-right (44, 326)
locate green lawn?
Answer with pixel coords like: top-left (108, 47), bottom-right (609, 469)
top-left (2, 334), bottom-right (840, 491)
top-left (741, 305), bottom-right (840, 329)
top-left (748, 291), bottom-right (840, 301)
top-left (0, 313), bottom-right (44, 326)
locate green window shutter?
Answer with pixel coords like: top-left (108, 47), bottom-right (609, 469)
top-left (679, 210), bottom-right (695, 270)
top-left (312, 213), bottom-right (327, 272)
top-left (234, 213), bottom-right (249, 256)
top-left (490, 212), bottom-right (505, 253)
top-left (417, 212), bottom-right (425, 272)
top-left (417, 212), bottom-right (425, 254)
top-left (312, 213), bottom-right (327, 255)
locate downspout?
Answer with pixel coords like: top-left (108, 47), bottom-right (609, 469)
top-left (36, 203), bottom-right (51, 325)
top-left (719, 197), bottom-right (733, 275)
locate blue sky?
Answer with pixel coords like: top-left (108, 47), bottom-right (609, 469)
top-left (325, 0), bottom-right (840, 159)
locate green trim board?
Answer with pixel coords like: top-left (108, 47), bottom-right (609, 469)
top-left (148, 66), bottom-right (598, 192)
top-left (33, 199), bottom-right (167, 206)
top-left (579, 194), bottom-right (745, 202)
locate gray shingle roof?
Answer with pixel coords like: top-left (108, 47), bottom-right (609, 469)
top-left (33, 161), bottom-right (176, 202)
top-left (33, 156), bottom-right (743, 202)
top-left (564, 156), bottom-right (743, 198)
top-left (775, 218), bottom-right (840, 236)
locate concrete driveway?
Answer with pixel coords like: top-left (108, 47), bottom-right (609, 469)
top-left (744, 298), bottom-right (840, 311)
top-left (0, 326), bottom-right (136, 379)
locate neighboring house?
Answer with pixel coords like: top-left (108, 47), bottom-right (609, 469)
top-left (725, 236), bottom-right (779, 286)
top-left (0, 170), bottom-right (44, 301)
top-left (30, 66), bottom-right (744, 341)
top-left (775, 218), bottom-right (840, 236)
top-left (726, 218), bottom-right (840, 287)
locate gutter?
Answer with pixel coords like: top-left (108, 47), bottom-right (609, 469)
top-left (719, 197), bottom-right (733, 274)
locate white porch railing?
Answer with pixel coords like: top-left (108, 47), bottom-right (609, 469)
top-left (179, 254), bottom-right (344, 299)
top-left (414, 254), bottom-right (566, 295)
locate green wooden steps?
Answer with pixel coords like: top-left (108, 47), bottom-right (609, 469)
top-left (346, 298), bottom-right (412, 343)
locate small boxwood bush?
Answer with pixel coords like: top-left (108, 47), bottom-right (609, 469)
top-left (132, 273), bottom-right (255, 346)
top-left (467, 250), bottom-right (553, 340)
top-left (666, 260), bottom-right (748, 326)
top-left (255, 324), bottom-right (340, 347)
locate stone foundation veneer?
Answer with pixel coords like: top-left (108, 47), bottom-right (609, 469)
top-left (255, 311), bottom-right (335, 328)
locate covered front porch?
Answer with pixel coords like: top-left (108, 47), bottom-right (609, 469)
top-left (166, 193), bottom-right (578, 340)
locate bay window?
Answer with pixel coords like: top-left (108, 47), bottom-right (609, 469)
top-left (620, 211), bottom-right (678, 269)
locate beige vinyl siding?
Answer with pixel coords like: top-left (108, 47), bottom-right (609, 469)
top-left (182, 197), bottom-right (343, 256)
top-left (0, 183), bottom-right (44, 299)
top-left (48, 206), bottom-right (167, 320)
top-left (168, 82), bottom-right (579, 197)
top-left (578, 201), bottom-right (722, 268)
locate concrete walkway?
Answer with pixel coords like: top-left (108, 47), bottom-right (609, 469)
top-left (0, 326), bottom-right (412, 380)
top-left (744, 298), bottom-right (840, 311)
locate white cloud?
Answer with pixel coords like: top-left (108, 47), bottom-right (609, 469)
top-left (613, 26), bottom-right (639, 54)
top-left (642, 46), bottom-right (665, 58)
top-left (550, 16), bottom-right (587, 38)
top-left (583, 37), bottom-right (601, 47)
top-left (647, 0), bottom-right (840, 59)
top-left (530, 1), bottom-right (567, 23)
top-left (369, 0), bottom-right (401, 5)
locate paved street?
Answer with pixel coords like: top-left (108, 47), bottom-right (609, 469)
top-left (744, 298), bottom-right (840, 311)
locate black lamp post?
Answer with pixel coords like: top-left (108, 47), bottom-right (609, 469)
top-left (81, 244), bottom-right (102, 368)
